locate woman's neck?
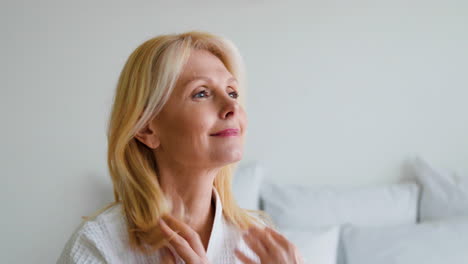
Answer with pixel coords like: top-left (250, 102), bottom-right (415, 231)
top-left (157, 161), bottom-right (220, 250)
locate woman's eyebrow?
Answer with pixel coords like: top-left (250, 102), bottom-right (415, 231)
top-left (183, 76), bottom-right (238, 87)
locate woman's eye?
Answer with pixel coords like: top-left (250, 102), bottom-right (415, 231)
top-left (229, 91), bottom-right (239, 99)
top-left (193, 90), bottom-right (209, 98)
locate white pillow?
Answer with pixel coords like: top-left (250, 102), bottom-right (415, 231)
top-left (232, 161), bottom-right (264, 210)
top-left (281, 226), bottom-right (340, 264)
top-left (342, 216), bottom-right (468, 264)
top-left (260, 181), bottom-right (419, 229)
top-left (406, 156), bottom-right (468, 221)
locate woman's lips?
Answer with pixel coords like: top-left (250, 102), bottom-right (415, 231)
top-left (210, 128), bottom-right (239, 137)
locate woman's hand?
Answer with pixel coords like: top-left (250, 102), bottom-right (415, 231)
top-left (235, 225), bottom-right (304, 264)
top-left (159, 214), bottom-right (210, 264)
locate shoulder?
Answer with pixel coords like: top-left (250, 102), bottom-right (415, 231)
top-left (57, 203), bottom-right (127, 264)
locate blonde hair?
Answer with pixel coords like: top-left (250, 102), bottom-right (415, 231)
top-left (86, 31), bottom-right (272, 254)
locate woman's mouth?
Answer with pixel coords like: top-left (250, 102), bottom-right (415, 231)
top-left (210, 128), bottom-right (239, 137)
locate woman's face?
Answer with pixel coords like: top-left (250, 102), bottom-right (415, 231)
top-left (147, 49), bottom-right (247, 169)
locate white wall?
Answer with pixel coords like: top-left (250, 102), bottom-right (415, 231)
top-left (1, 0), bottom-right (467, 262)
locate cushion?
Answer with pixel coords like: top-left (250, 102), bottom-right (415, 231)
top-left (260, 181), bottom-right (419, 229)
top-left (342, 216), bottom-right (468, 264)
top-left (405, 156), bottom-right (468, 221)
top-left (232, 161), bottom-right (264, 210)
top-left (281, 226), bottom-right (340, 264)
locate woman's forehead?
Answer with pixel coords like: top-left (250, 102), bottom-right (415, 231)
top-left (180, 50), bottom-right (230, 77)
top-left (173, 50), bottom-right (237, 92)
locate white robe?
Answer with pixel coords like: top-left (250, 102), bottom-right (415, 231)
top-left (57, 187), bottom-right (263, 264)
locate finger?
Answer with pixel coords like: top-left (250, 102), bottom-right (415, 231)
top-left (243, 229), bottom-right (270, 263)
top-left (160, 247), bottom-right (176, 264)
top-left (234, 248), bottom-right (257, 264)
top-left (242, 231), bottom-right (269, 258)
top-left (265, 230), bottom-right (286, 258)
top-left (248, 226), bottom-right (286, 261)
top-left (265, 227), bottom-right (291, 248)
top-left (162, 214), bottom-right (206, 256)
top-left (159, 218), bottom-right (200, 262)
top-left (265, 227), bottom-right (299, 260)
top-left (246, 226), bottom-right (273, 252)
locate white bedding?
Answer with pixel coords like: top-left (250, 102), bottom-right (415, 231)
top-left (342, 216), bottom-right (468, 264)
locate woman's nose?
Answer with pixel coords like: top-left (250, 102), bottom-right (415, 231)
top-left (219, 95), bottom-right (238, 120)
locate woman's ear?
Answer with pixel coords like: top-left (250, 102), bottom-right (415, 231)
top-left (134, 121), bottom-right (160, 149)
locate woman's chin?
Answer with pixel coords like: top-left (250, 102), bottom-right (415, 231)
top-left (214, 149), bottom-right (243, 166)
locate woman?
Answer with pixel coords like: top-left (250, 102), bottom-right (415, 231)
top-left (58, 31), bottom-right (304, 264)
